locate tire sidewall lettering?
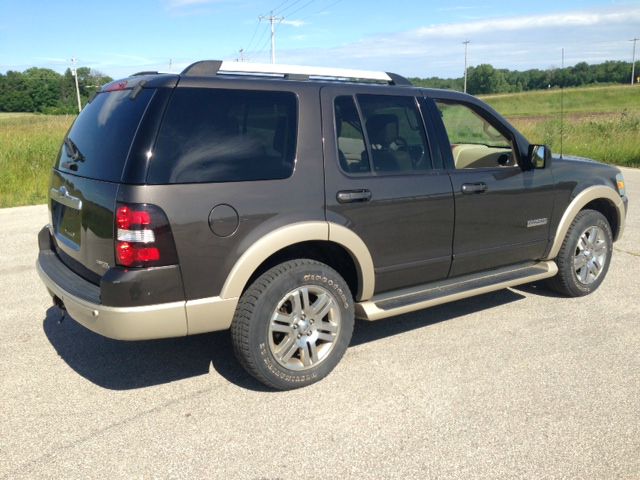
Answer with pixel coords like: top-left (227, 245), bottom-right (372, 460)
top-left (303, 273), bottom-right (350, 309)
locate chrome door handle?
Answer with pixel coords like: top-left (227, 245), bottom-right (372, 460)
top-left (50, 186), bottom-right (83, 210)
top-left (461, 182), bottom-right (488, 194)
top-left (336, 189), bottom-right (372, 203)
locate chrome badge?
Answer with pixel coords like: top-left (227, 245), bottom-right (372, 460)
top-left (95, 260), bottom-right (110, 270)
top-left (527, 218), bottom-right (548, 228)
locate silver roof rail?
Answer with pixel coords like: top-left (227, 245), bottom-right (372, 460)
top-left (180, 60), bottom-right (412, 86)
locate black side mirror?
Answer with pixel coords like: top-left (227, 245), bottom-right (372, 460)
top-left (527, 144), bottom-right (551, 170)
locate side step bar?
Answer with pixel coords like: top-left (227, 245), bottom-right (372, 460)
top-left (355, 261), bottom-right (558, 321)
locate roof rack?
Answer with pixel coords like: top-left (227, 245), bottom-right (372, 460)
top-left (131, 71), bottom-right (159, 76)
top-left (180, 60), bottom-right (412, 86)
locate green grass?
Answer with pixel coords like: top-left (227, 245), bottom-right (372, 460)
top-left (0, 113), bottom-right (74, 207)
top-left (481, 84), bottom-right (640, 117)
top-left (481, 85), bottom-right (640, 167)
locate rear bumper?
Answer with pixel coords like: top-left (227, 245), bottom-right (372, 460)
top-left (37, 253), bottom-right (189, 340)
top-left (37, 226), bottom-right (237, 340)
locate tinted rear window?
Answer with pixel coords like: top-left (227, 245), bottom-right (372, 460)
top-left (148, 88), bottom-right (297, 184)
top-left (56, 89), bottom-right (155, 182)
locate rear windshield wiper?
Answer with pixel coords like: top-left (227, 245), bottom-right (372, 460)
top-left (64, 137), bottom-right (85, 162)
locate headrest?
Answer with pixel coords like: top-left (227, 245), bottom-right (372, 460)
top-left (366, 114), bottom-right (398, 147)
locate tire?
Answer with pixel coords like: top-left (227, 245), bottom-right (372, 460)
top-left (231, 259), bottom-right (355, 390)
top-left (546, 209), bottom-right (613, 297)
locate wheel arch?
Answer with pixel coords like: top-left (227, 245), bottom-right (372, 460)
top-left (220, 222), bottom-right (375, 301)
top-left (545, 185), bottom-right (625, 260)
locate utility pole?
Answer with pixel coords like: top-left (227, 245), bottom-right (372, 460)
top-left (631, 38), bottom-right (639, 85)
top-left (463, 40), bottom-right (470, 93)
top-left (70, 57), bottom-right (82, 113)
top-left (259, 11), bottom-right (284, 64)
top-left (168, 58), bottom-right (173, 72)
top-left (239, 48), bottom-right (245, 62)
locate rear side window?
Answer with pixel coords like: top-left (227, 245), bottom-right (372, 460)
top-left (56, 89), bottom-right (155, 182)
top-left (357, 94), bottom-right (432, 174)
top-left (334, 96), bottom-right (370, 173)
top-left (148, 88), bottom-right (297, 184)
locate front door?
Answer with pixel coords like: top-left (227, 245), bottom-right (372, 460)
top-left (320, 86), bottom-right (454, 294)
top-left (428, 97), bottom-right (555, 277)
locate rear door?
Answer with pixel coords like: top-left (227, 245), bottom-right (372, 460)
top-left (50, 86), bottom-right (161, 281)
top-left (321, 86), bottom-right (454, 294)
top-left (426, 96), bottom-right (555, 277)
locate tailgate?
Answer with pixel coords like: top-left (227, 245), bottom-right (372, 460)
top-left (50, 171), bottom-right (118, 280)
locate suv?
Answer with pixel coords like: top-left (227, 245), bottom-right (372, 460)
top-left (37, 60), bottom-right (628, 390)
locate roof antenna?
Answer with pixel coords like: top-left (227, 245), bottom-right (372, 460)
top-left (560, 48), bottom-right (564, 160)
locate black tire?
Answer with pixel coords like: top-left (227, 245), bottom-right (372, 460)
top-left (546, 209), bottom-right (613, 297)
top-left (231, 259), bottom-right (355, 390)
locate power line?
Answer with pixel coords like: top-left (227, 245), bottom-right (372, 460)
top-left (244, 19), bottom-right (263, 52)
top-left (283, 0), bottom-right (315, 18)
top-left (298, 0), bottom-right (343, 21)
top-left (271, 0), bottom-right (296, 14)
top-left (276, 0), bottom-right (306, 15)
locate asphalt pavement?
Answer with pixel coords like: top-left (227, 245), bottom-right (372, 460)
top-left (1, 168), bottom-right (639, 479)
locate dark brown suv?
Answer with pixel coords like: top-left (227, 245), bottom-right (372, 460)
top-left (37, 60), bottom-right (628, 389)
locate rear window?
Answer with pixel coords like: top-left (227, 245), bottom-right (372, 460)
top-left (56, 89), bottom-right (155, 182)
top-left (147, 88), bottom-right (297, 184)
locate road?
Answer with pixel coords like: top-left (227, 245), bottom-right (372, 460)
top-left (1, 168), bottom-right (639, 479)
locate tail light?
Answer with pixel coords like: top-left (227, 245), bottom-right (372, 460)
top-left (115, 203), bottom-right (178, 268)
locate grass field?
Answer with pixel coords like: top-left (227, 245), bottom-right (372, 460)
top-left (0, 113), bottom-right (73, 207)
top-left (481, 84), bottom-right (640, 167)
top-left (0, 84), bottom-right (638, 208)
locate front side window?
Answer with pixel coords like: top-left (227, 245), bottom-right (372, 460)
top-left (436, 101), bottom-right (516, 169)
top-left (149, 88), bottom-right (297, 184)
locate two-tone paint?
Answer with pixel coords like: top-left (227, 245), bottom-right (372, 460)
top-left (36, 72), bottom-right (628, 340)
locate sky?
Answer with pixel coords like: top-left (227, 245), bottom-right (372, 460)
top-left (0, 0), bottom-right (639, 79)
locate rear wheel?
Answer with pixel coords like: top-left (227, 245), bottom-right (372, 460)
top-left (546, 209), bottom-right (613, 297)
top-left (231, 259), bottom-right (354, 390)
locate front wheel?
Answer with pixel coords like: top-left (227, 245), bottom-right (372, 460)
top-left (231, 259), bottom-right (354, 390)
top-left (546, 209), bottom-right (613, 297)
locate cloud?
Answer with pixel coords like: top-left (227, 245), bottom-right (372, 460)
top-left (273, 5), bottom-right (640, 77)
top-left (281, 19), bottom-right (306, 27)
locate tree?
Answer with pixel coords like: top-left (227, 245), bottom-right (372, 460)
top-left (466, 64), bottom-right (509, 95)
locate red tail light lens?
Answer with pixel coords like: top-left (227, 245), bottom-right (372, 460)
top-left (116, 206), bottom-right (152, 230)
top-left (115, 203), bottom-right (177, 268)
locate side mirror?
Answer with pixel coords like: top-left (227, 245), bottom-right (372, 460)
top-left (527, 144), bottom-right (551, 169)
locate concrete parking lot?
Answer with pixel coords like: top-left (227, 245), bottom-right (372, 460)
top-left (1, 168), bottom-right (639, 479)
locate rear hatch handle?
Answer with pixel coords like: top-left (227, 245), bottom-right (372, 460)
top-left (50, 186), bottom-right (83, 210)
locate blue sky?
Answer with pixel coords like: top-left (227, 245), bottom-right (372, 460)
top-left (1, 0), bottom-right (639, 78)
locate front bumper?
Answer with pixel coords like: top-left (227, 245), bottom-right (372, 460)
top-left (37, 227), bottom-right (238, 340)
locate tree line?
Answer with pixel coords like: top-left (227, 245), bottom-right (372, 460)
top-left (0, 60), bottom-right (636, 113)
top-left (0, 67), bottom-right (112, 114)
top-left (412, 60), bottom-right (635, 94)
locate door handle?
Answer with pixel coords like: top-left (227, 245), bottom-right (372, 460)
top-left (337, 189), bottom-right (372, 203)
top-left (461, 182), bottom-right (488, 194)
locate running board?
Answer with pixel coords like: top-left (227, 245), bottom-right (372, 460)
top-left (355, 261), bottom-right (557, 321)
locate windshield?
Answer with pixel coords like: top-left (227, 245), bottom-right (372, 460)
top-left (55, 88), bottom-right (155, 182)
